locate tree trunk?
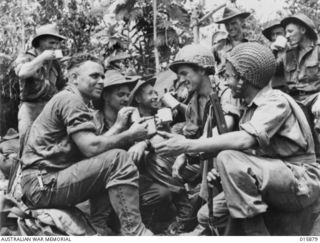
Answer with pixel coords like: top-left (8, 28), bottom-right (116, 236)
top-left (153, 0), bottom-right (160, 74)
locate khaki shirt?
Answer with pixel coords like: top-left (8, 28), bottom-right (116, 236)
top-left (240, 86), bottom-right (315, 164)
top-left (184, 82), bottom-right (241, 139)
top-left (21, 85), bottom-right (97, 170)
top-left (280, 41), bottom-right (320, 100)
top-left (14, 49), bottom-right (65, 102)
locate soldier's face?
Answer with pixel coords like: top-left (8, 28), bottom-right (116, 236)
top-left (224, 62), bottom-right (245, 98)
top-left (270, 26), bottom-right (285, 42)
top-left (135, 84), bottom-right (159, 111)
top-left (74, 61), bottom-right (105, 100)
top-left (103, 85), bottom-right (131, 112)
top-left (225, 17), bottom-right (244, 38)
top-left (38, 36), bottom-right (61, 52)
top-left (177, 65), bottom-right (203, 92)
top-left (285, 23), bottom-right (306, 47)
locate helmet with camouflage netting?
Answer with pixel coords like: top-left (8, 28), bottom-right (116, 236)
top-left (226, 42), bottom-right (276, 89)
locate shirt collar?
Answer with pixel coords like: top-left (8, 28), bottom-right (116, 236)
top-left (65, 84), bottom-right (91, 106)
top-left (246, 85), bottom-right (271, 108)
top-left (224, 35), bottom-right (248, 52)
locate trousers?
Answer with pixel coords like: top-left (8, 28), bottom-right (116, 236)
top-left (198, 150), bottom-right (320, 225)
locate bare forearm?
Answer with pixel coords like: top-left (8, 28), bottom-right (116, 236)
top-left (89, 130), bottom-right (135, 156)
top-left (73, 130), bottom-right (135, 157)
top-left (186, 130), bottom-right (257, 155)
top-left (18, 56), bottom-right (46, 78)
top-left (103, 124), bottom-right (123, 136)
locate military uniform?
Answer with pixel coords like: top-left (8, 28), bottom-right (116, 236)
top-left (167, 44), bottom-right (242, 234)
top-left (213, 6), bottom-right (251, 76)
top-left (196, 43), bottom-right (320, 235)
top-left (280, 41), bottom-right (320, 101)
top-left (20, 84), bottom-right (151, 235)
top-left (93, 71), bottom-right (169, 232)
top-left (14, 24), bottom-right (66, 145)
top-left (278, 14), bottom-right (320, 161)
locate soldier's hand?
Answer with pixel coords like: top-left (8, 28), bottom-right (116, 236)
top-left (154, 131), bottom-right (188, 157)
top-left (128, 121), bottom-right (149, 141)
top-left (128, 141), bottom-right (147, 164)
top-left (39, 50), bottom-right (57, 61)
top-left (270, 42), bottom-right (285, 52)
top-left (172, 154), bottom-right (186, 180)
top-left (115, 107), bottom-right (136, 131)
top-left (207, 168), bottom-right (220, 188)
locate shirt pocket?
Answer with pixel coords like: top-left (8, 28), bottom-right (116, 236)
top-left (304, 59), bottom-right (320, 80)
top-left (284, 62), bottom-right (297, 82)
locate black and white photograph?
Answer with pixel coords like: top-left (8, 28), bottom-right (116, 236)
top-left (0, 0), bottom-right (320, 240)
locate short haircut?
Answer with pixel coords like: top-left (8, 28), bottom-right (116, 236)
top-left (67, 53), bottom-right (103, 71)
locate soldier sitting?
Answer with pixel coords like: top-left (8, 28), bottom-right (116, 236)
top-left (275, 14), bottom-right (320, 161)
top-left (93, 70), bottom-right (171, 233)
top-left (20, 54), bottom-right (153, 236)
top-left (127, 77), bottom-right (198, 234)
top-left (154, 43), bottom-right (320, 235)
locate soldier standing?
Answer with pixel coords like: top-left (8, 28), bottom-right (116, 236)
top-left (14, 24), bottom-right (66, 144)
top-left (213, 7), bottom-right (251, 75)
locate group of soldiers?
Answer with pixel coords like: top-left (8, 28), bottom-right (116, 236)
top-left (2, 5), bottom-right (320, 236)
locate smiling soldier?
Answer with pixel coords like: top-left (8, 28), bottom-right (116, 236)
top-left (213, 7), bottom-right (251, 76)
top-left (20, 54), bottom-right (152, 236)
top-left (154, 43), bottom-right (320, 235)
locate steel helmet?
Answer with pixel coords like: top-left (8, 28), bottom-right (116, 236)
top-left (169, 44), bottom-right (215, 74)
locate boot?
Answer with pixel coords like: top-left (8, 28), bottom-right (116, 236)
top-left (108, 185), bottom-right (153, 236)
top-left (165, 217), bottom-right (198, 235)
top-left (165, 190), bottom-right (198, 235)
top-left (240, 214), bottom-right (270, 236)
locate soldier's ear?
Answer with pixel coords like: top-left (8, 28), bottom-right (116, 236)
top-left (299, 26), bottom-right (307, 35)
top-left (68, 72), bottom-right (79, 85)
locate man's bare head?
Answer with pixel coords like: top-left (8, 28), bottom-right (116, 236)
top-left (67, 54), bottom-right (105, 101)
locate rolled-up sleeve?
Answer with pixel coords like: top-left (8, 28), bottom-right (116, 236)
top-left (59, 94), bottom-right (97, 135)
top-left (240, 96), bottom-right (291, 148)
top-left (14, 54), bottom-right (32, 75)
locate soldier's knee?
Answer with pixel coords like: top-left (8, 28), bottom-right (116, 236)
top-left (216, 150), bottom-right (242, 174)
top-left (100, 149), bottom-right (138, 176)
